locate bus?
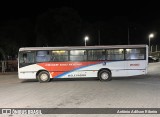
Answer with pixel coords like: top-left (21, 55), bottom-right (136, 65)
top-left (18, 45), bottom-right (148, 82)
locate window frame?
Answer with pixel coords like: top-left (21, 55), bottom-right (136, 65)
top-left (87, 49), bottom-right (106, 61)
top-left (105, 48), bottom-right (125, 61)
top-left (124, 48), bottom-right (146, 60)
top-left (69, 49), bottom-right (87, 62)
top-left (36, 50), bottom-right (51, 63)
top-left (51, 50), bottom-right (69, 62)
top-left (19, 51), bottom-right (36, 68)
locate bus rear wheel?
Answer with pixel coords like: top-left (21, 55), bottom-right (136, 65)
top-left (37, 71), bottom-right (50, 83)
top-left (98, 70), bottom-right (111, 81)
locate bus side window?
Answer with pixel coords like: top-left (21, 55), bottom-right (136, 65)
top-left (36, 51), bottom-right (50, 62)
top-left (51, 53), bottom-right (56, 61)
top-left (99, 51), bottom-right (106, 60)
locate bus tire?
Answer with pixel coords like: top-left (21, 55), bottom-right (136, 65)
top-left (98, 70), bottom-right (111, 81)
top-left (37, 71), bottom-right (50, 83)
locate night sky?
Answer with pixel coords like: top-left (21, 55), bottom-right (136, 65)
top-left (0, 1), bottom-right (160, 56)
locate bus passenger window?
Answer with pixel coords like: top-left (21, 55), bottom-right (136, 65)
top-left (125, 49), bottom-right (145, 60)
top-left (36, 51), bottom-right (50, 62)
top-left (88, 50), bottom-right (106, 61)
top-left (52, 50), bottom-right (68, 62)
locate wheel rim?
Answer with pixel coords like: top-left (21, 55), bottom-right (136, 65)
top-left (40, 73), bottom-right (48, 81)
top-left (101, 72), bottom-right (109, 80)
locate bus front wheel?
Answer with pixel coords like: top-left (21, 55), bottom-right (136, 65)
top-left (98, 70), bottom-right (111, 81)
top-left (37, 71), bottom-right (50, 83)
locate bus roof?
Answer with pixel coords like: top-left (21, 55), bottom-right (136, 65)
top-left (19, 45), bottom-right (148, 51)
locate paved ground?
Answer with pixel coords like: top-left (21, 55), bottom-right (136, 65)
top-left (0, 62), bottom-right (160, 116)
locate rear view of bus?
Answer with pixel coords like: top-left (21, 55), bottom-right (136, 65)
top-left (18, 45), bottom-right (148, 82)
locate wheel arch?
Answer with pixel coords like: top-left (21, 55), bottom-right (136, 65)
top-left (98, 68), bottom-right (112, 77)
top-left (36, 69), bottom-right (51, 79)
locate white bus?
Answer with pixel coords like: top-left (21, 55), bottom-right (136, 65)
top-left (18, 45), bottom-right (148, 82)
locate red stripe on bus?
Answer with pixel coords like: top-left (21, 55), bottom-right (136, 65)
top-left (38, 61), bottom-right (99, 78)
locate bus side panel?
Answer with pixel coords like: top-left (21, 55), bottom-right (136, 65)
top-left (18, 60), bottom-right (147, 79)
top-left (18, 64), bottom-right (47, 79)
top-left (52, 61), bottom-right (126, 78)
top-left (38, 61), bottom-right (99, 78)
top-left (105, 61), bottom-right (126, 77)
top-left (125, 60), bottom-right (147, 76)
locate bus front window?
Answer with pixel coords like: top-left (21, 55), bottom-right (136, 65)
top-left (19, 52), bottom-right (35, 64)
top-left (23, 54), bottom-right (27, 63)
